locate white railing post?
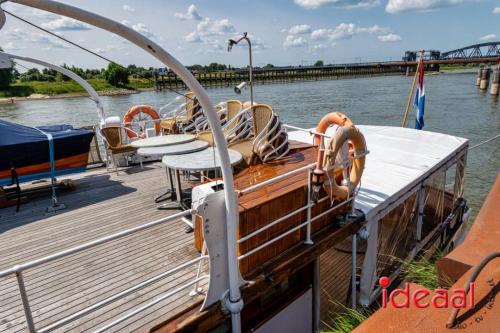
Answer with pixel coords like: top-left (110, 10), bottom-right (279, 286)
top-left (351, 233), bottom-right (357, 309)
top-left (16, 271), bottom-right (36, 333)
top-left (305, 168), bottom-right (313, 245)
top-left (5, 2), bottom-right (243, 331)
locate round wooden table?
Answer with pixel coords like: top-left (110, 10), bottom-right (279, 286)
top-left (130, 134), bottom-right (195, 148)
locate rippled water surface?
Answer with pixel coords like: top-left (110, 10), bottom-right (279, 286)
top-left (1, 73), bottom-right (499, 215)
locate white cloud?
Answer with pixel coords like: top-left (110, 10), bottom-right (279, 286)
top-left (493, 7), bottom-right (500, 14)
top-left (132, 23), bottom-right (156, 39)
top-left (479, 34), bottom-right (497, 41)
top-left (1, 28), bottom-right (69, 50)
top-left (294, 0), bottom-right (380, 9)
top-left (93, 48), bottom-right (105, 54)
top-left (386, 0), bottom-right (464, 14)
top-left (283, 35), bottom-right (308, 47)
top-left (2, 42), bottom-right (24, 51)
top-left (185, 31), bottom-right (202, 43)
top-left (122, 5), bottom-right (135, 12)
top-left (356, 25), bottom-right (388, 34)
top-left (180, 6), bottom-right (236, 52)
top-left (41, 17), bottom-right (91, 31)
top-left (175, 4), bottom-right (203, 21)
top-left (311, 23), bottom-right (356, 41)
top-left (196, 18), bottom-right (235, 36)
top-left (121, 20), bottom-right (157, 39)
top-left (311, 43), bottom-right (328, 50)
top-left (378, 33), bottom-right (402, 42)
top-left (31, 34), bottom-right (70, 49)
top-left (289, 24), bottom-right (312, 34)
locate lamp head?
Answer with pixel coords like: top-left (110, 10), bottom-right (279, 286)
top-left (0, 8), bottom-right (5, 30)
top-left (0, 52), bottom-right (13, 69)
top-left (234, 81), bottom-right (247, 94)
top-left (228, 39), bottom-right (236, 52)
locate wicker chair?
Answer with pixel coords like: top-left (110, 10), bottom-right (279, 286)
top-left (197, 100), bottom-right (251, 146)
top-left (99, 126), bottom-right (138, 174)
top-left (228, 104), bottom-right (274, 165)
top-left (160, 92), bottom-right (199, 134)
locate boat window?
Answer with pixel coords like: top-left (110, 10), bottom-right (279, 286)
top-left (376, 191), bottom-right (419, 278)
top-left (421, 166), bottom-right (446, 241)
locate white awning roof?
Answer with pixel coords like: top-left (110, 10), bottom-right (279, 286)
top-left (288, 125), bottom-right (468, 221)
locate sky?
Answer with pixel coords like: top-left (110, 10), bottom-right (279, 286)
top-left (0, 0), bottom-right (498, 69)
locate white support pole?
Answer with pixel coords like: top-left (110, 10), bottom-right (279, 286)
top-left (416, 186), bottom-right (425, 242)
top-left (3, 1), bottom-right (243, 331)
top-left (0, 51), bottom-right (106, 122)
top-left (359, 218), bottom-right (378, 307)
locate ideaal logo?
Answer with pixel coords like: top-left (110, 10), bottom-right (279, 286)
top-left (379, 276), bottom-right (475, 309)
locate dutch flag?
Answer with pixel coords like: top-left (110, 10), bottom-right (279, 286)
top-left (414, 60), bottom-right (425, 130)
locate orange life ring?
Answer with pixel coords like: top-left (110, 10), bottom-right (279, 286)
top-left (313, 112), bottom-right (353, 146)
top-left (123, 105), bottom-right (161, 139)
top-left (311, 112), bottom-right (366, 201)
top-left (323, 126), bottom-right (366, 200)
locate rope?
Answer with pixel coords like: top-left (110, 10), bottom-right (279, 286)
top-left (468, 134), bottom-right (500, 150)
top-left (4, 9), bottom-right (195, 101)
top-left (3, 9), bottom-right (121, 66)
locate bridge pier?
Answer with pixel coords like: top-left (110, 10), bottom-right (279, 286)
top-left (475, 67), bottom-right (482, 86)
top-left (490, 66), bottom-right (499, 96)
top-left (479, 68), bottom-right (491, 90)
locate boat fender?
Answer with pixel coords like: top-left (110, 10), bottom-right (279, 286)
top-left (123, 105), bottom-right (161, 139)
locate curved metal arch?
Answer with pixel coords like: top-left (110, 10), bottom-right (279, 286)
top-left (442, 41), bottom-right (500, 59)
top-left (1, 1), bottom-right (242, 331)
top-left (0, 51), bottom-right (106, 121)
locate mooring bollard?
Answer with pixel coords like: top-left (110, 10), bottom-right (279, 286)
top-left (475, 67), bottom-right (482, 86)
top-left (490, 66), bottom-right (499, 96)
top-left (479, 68), bottom-right (490, 90)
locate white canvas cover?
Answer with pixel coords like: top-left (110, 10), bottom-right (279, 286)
top-left (288, 125), bottom-right (468, 221)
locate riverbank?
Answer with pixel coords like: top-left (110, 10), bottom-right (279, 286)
top-left (0, 67), bottom-right (476, 104)
top-left (0, 78), bottom-right (154, 103)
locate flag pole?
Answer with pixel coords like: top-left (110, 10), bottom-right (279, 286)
top-left (402, 49), bottom-right (425, 127)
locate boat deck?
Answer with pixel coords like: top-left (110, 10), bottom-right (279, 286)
top-left (0, 164), bottom-right (206, 332)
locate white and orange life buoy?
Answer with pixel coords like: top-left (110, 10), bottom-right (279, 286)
top-left (123, 105), bottom-right (161, 139)
top-left (312, 112), bottom-right (366, 201)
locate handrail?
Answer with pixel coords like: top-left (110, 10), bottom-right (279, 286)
top-left (94, 275), bottom-right (209, 333)
top-left (0, 209), bottom-right (194, 278)
top-left (38, 256), bottom-right (208, 333)
top-left (238, 198), bottom-right (354, 260)
top-left (240, 163), bottom-right (316, 195)
top-left (446, 252), bottom-right (500, 328)
top-left (0, 208), bottom-right (197, 333)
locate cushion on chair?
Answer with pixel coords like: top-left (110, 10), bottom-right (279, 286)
top-left (197, 132), bottom-right (215, 147)
top-left (228, 138), bottom-right (256, 166)
top-left (109, 144), bottom-right (137, 154)
top-left (161, 116), bottom-right (189, 134)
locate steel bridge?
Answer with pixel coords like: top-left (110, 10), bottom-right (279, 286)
top-left (404, 42), bottom-right (500, 62)
top-left (441, 42), bottom-right (500, 60)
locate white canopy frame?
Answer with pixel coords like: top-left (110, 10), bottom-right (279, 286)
top-left (0, 51), bottom-right (106, 121)
top-left (1, 1), bottom-right (243, 332)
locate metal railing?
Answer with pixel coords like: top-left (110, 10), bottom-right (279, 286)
top-left (236, 124), bottom-right (368, 260)
top-left (0, 209), bottom-right (209, 333)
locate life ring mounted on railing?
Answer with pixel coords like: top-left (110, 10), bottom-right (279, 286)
top-left (312, 112), bottom-right (367, 201)
top-left (123, 105), bottom-right (161, 139)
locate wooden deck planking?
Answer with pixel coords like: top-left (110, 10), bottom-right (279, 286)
top-left (0, 164), bottom-right (206, 333)
top-left (319, 238), bottom-right (367, 328)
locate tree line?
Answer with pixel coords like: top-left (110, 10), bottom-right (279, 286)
top-left (0, 49), bottom-right (327, 89)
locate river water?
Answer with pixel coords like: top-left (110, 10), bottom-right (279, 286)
top-left (1, 73), bottom-right (499, 216)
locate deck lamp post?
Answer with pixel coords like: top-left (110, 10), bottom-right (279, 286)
top-left (228, 32), bottom-right (254, 107)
